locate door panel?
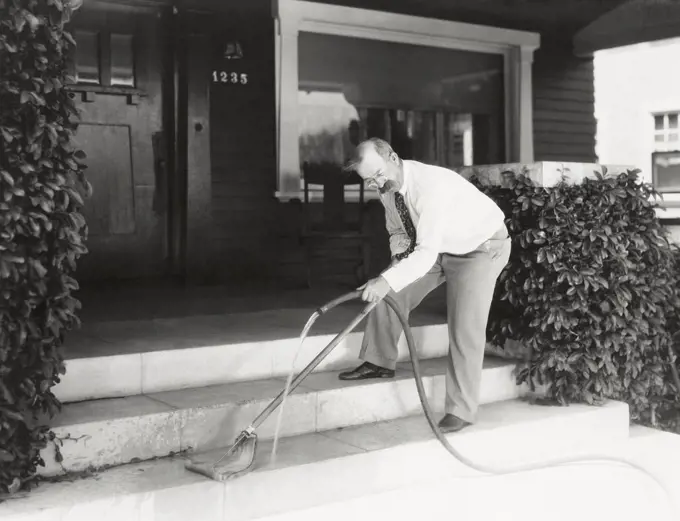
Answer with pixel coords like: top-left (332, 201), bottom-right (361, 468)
top-left (77, 123), bottom-right (135, 236)
top-left (68, 4), bottom-right (169, 281)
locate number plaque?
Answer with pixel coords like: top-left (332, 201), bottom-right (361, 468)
top-left (212, 71), bottom-right (249, 84)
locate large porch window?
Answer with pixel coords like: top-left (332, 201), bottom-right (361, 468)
top-left (298, 33), bottom-right (505, 171)
top-left (275, 0), bottom-right (540, 200)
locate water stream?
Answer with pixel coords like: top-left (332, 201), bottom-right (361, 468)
top-left (269, 311), bottom-right (320, 467)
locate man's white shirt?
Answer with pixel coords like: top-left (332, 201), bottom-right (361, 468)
top-left (380, 160), bottom-right (505, 293)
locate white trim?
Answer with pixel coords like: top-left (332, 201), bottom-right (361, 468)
top-left (284, 1), bottom-right (540, 50)
top-left (658, 209), bottom-right (680, 221)
top-left (641, 102), bottom-right (680, 185)
top-left (274, 15), bottom-right (281, 182)
top-left (647, 101), bottom-right (680, 116)
top-left (517, 46), bottom-right (535, 163)
top-left (274, 0), bottom-right (540, 201)
top-left (503, 50), bottom-right (513, 163)
top-left (277, 188), bottom-right (381, 203)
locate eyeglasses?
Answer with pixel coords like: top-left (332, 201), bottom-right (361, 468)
top-left (364, 169), bottom-right (385, 189)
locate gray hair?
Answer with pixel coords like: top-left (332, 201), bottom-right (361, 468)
top-left (364, 138), bottom-right (398, 160)
top-left (343, 137), bottom-right (401, 172)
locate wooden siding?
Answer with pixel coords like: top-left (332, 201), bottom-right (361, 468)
top-left (532, 42), bottom-right (597, 162)
top-left (208, 17), bottom-right (279, 284)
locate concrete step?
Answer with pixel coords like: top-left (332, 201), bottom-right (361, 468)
top-left (54, 311), bottom-right (451, 403)
top-left (2, 399), bottom-right (634, 521)
top-left (250, 425), bottom-right (680, 521)
top-left (40, 357), bottom-right (527, 477)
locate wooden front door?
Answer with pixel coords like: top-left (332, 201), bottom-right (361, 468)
top-left (68, 3), bottom-right (171, 282)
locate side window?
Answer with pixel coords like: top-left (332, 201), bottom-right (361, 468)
top-left (652, 112), bottom-right (680, 193)
top-left (653, 112), bottom-right (679, 152)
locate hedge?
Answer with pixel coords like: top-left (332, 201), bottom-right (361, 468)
top-left (470, 168), bottom-right (680, 423)
top-left (1, 0), bottom-right (88, 495)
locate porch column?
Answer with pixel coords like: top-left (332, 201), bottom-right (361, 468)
top-left (508, 44), bottom-right (537, 163)
top-left (275, 8), bottom-right (301, 198)
top-left (518, 45), bottom-right (535, 163)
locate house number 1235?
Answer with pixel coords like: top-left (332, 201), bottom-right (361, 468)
top-left (212, 71), bottom-right (248, 84)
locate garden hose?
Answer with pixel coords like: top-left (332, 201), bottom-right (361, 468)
top-left (188, 290), bottom-right (676, 516)
top-left (380, 292), bottom-right (676, 514)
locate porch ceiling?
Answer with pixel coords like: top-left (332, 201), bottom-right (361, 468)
top-left (311, 0), bottom-right (628, 40)
top-left (574, 0), bottom-right (680, 55)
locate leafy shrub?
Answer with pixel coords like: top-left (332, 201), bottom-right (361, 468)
top-left (471, 168), bottom-right (680, 422)
top-left (0, 0), bottom-right (88, 495)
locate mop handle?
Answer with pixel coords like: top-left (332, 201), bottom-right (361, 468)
top-left (250, 293), bottom-right (374, 431)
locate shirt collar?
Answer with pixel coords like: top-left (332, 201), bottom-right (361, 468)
top-left (398, 161), bottom-right (410, 196)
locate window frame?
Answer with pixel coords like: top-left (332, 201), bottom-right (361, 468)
top-left (274, 0), bottom-right (540, 201)
top-left (652, 150), bottom-right (680, 194)
top-left (653, 111), bottom-right (680, 152)
top-left (65, 17), bottom-right (145, 104)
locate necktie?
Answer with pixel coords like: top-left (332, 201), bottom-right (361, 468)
top-left (394, 192), bottom-right (416, 260)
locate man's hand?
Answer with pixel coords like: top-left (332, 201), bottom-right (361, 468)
top-left (359, 276), bottom-right (392, 303)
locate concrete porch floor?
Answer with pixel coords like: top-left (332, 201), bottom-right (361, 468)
top-left (75, 281), bottom-right (382, 322)
top-left (65, 282), bottom-right (448, 360)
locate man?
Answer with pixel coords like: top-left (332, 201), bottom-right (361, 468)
top-left (339, 138), bottom-right (511, 434)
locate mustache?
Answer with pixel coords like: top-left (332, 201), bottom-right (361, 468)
top-left (379, 180), bottom-right (398, 193)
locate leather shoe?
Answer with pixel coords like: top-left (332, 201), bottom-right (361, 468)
top-left (438, 414), bottom-right (471, 434)
top-left (338, 362), bottom-right (395, 381)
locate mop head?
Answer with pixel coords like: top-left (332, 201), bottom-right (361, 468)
top-left (185, 432), bottom-right (258, 482)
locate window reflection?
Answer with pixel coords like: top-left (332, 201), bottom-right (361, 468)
top-left (298, 90), bottom-right (358, 166)
top-left (298, 32), bottom-right (505, 171)
top-left (652, 152), bottom-right (680, 193)
top-left (655, 115), bottom-right (665, 131)
top-left (110, 33), bottom-right (135, 87)
top-left (75, 30), bottom-right (100, 85)
top-left (72, 32), bottom-right (137, 88)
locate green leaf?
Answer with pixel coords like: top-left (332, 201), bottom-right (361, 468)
top-left (30, 260), bottom-right (47, 278)
top-left (0, 380), bottom-right (14, 404)
top-left (14, 11), bottom-right (27, 32)
top-left (0, 170), bottom-right (14, 185)
top-left (0, 128), bottom-right (14, 143)
top-left (585, 359), bottom-right (599, 372)
top-left (2, 255), bottom-right (25, 264)
top-left (0, 407), bottom-right (25, 423)
top-left (27, 13), bottom-right (40, 31)
top-left (0, 450), bottom-right (16, 463)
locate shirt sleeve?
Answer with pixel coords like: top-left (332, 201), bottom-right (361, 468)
top-left (383, 195), bottom-right (410, 259)
top-left (381, 190), bottom-right (446, 293)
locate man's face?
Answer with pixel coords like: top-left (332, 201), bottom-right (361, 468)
top-left (353, 145), bottom-right (400, 194)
